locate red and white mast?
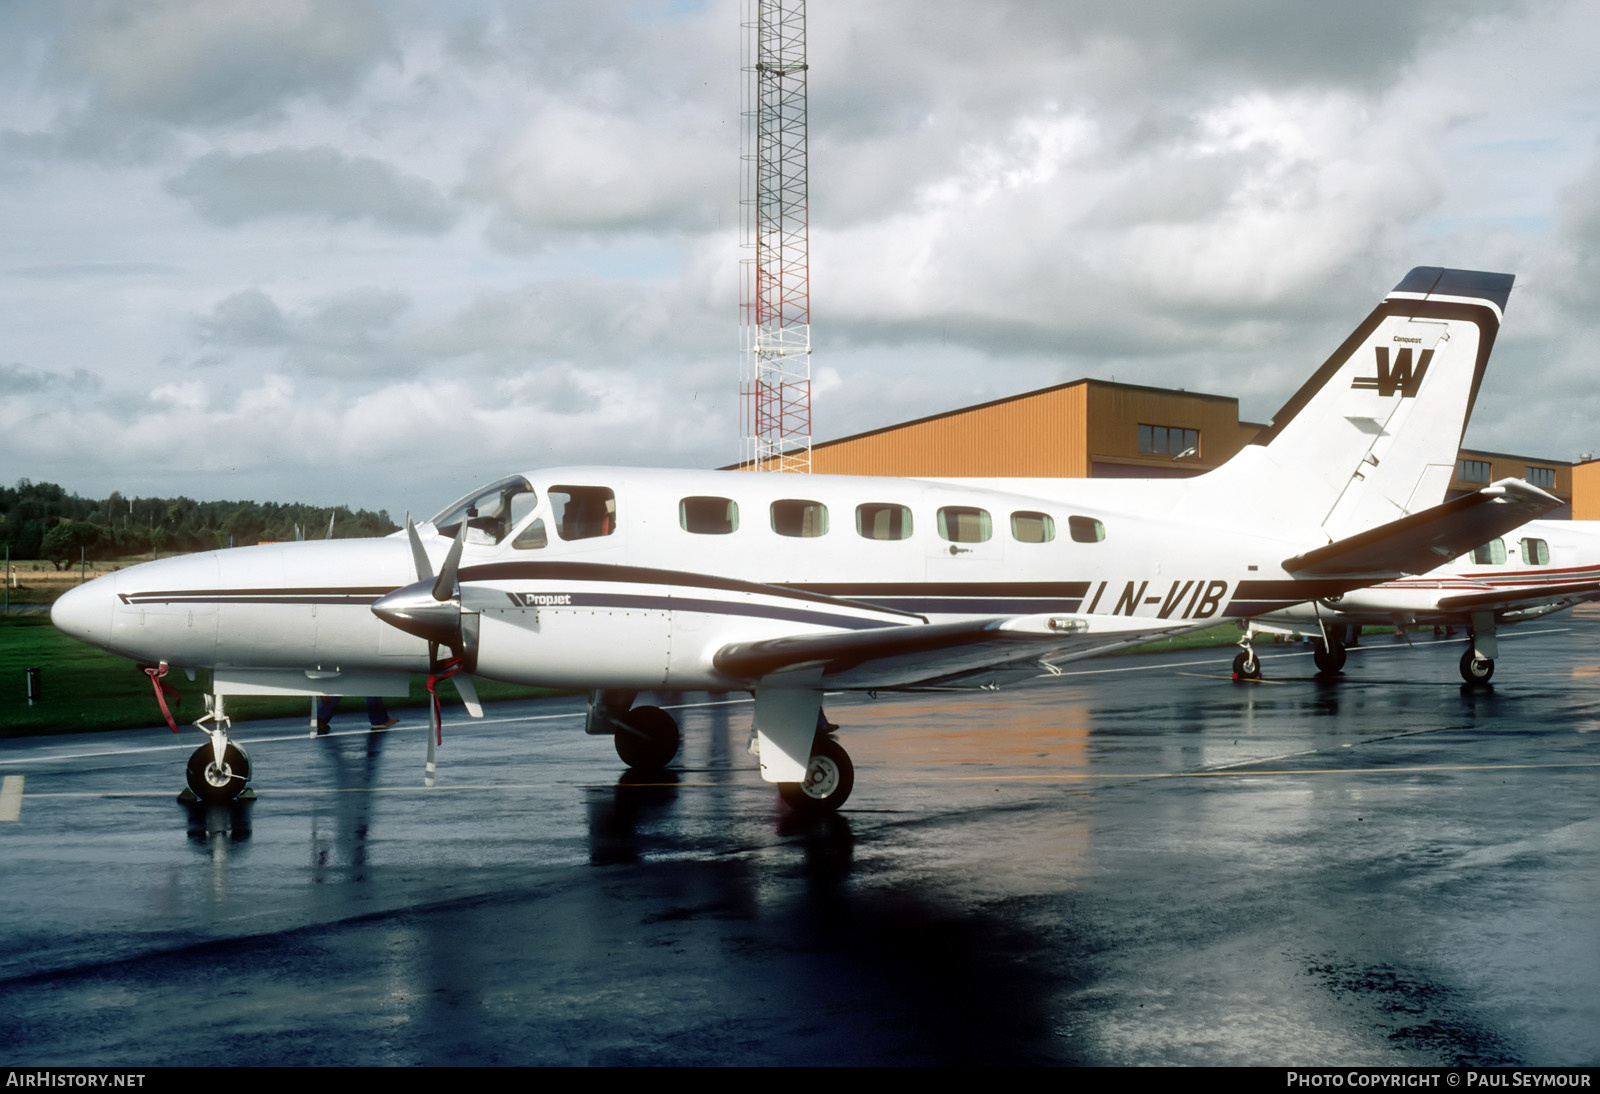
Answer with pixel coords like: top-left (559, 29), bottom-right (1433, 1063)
top-left (740, 0), bottom-right (811, 472)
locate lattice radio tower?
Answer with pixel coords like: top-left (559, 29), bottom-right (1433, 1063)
top-left (740, 0), bottom-right (811, 472)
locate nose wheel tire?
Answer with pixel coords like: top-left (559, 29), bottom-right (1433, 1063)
top-left (612, 705), bottom-right (680, 770)
top-left (1459, 649), bottom-right (1495, 684)
top-left (779, 737), bottom-right (854, 813)
top-left (1231, 650), bottom-right (1262, 681)
top-left (185, 742), bottom-right (251, 803)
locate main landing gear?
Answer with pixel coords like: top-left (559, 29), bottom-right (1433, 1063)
top-left (1311, 634), bottom-right (1347, 674)
top-left (1460, 612), bottom-right (1497, 685)
top-left (588, 690), bottom-right (857, 814)
top-left (1232, 647), bottom-right (1261, 681)
top-left (778, 735), bottom-right (855, 814)
top-left (182, 695), bottom-right (253, 804)
top-left (612, 704), bottom-right (681, 769)
top-left (1459, 647), bottom-right (1495, 684)
top-left (588, 691), bottom-right (681, 771)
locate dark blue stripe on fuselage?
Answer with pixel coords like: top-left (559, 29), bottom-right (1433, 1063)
top-left (526, 592), bottom-right (902, 631)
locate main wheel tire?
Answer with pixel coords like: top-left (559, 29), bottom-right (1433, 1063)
top-left (1459, 649), bottom-right (1495, 684)
top-left (185, 742), bottom-right (251, 803)
top-left (1232, 650), bottom-right (1262, 681)
top-left (1312, 637), bottom-right (1346, 674)
top-left (779, 737), bottom-right (854, 813)
top-left (613, 705), bottom-right (680, 770)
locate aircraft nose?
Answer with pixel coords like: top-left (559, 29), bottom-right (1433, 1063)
top-left (51, 577), bottom-right (114, 650)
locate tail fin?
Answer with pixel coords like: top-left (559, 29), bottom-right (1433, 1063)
top-left (1183, 267), bottom-right (1513, 540)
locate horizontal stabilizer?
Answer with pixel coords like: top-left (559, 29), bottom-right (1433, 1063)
top-left (1283, 479), bottom-right (1561, 580)
top-left (714, 613), bottom-right (1188, 689)
top-left (1436, 578), bottom-right (1600, 613)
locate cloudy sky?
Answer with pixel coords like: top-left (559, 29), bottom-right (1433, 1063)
top-left (4, 0), bottom-right (1600, 519)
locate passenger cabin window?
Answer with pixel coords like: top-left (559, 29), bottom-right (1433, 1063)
top-left (772, 499), bottom-right (828, 538)
top-left (857, 503), bottom-right (912, 541)
top-left (549, 486), bottom-right (616, 541)
top-left (681, 496), bottom-right (739, 535)
top-left (430, 475), bottom-right (536, 545)
top-left (1010, 511), bottom-right (1055, 543)
top-left (938, 506), bottom-right (992, 544)
top-left (1472, 538), bottom-right (1507, 565)
top-left (1521, 538), bottom-right (1550, 565)
top-left (1068, 516), bottom-right (1106, 543)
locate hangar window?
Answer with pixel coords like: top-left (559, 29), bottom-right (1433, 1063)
top-left (1457, 459), bottom-right (1491, 484)
top-left (1525, 466), bottom-right (1556, 490)
top-left (856, 503), bottom-right (912, 541)
top-left (1521, 538), bottom-right (1550, 565)
top-left (1471, 538), bottom-right (1507, 566)
top-left (772, 499), bottom-right (828, 538)
top-left (550, 486), bottom-right (616, 541)
top-left (1139, 424), bottom-right (1199, 458)
top-left (1010, 511), bottom-right (1055, 543)
top-left (938, 506), bottom-right (991, 544)
top-left (1068, 516), bottom-right (1106, 543)
top-left (680, 496), bottom-right (739, 535)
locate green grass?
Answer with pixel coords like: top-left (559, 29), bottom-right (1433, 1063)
top-left (1118, 619), bottom-right (1245, 655)
top-left (0, 615), bottom-right (566, 739)
top-left (1, 611), bottom-right (1286, 739)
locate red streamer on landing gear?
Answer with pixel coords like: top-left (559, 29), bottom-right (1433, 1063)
top-left (425, 656), bottom-right (464, 745)
top-left (143, 662), bottom-right (181, 733)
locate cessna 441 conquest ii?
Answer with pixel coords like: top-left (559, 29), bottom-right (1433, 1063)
top-left (52, 267), bottom-right (1557, 811)
top-left (1244, 518), bottom-right (1600, 682)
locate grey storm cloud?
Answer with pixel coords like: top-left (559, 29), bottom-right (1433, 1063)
top-left (49, 0), bottom-right (394, 128)
top-left (167, 147), bottom-right (458, 233)
top-left (0, 362), bottom-right (102, 395)
top-left (196, 287), bottom-right (414, 376)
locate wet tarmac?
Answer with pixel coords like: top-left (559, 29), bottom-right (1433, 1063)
top-left (2, 611), bottom-right (1598, 1065)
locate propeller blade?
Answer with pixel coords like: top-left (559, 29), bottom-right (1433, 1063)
top-left (325, 512), bottom-right (336, 540)
top-left (405, 516), bottom-right (433, 583)
top-left (432, 521), bottom-right (467, 602)
top-left (454, 673), bottom-right (484, 719)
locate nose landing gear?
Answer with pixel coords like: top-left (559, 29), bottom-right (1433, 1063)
top-left (180, 696), bottom-right (253, 804)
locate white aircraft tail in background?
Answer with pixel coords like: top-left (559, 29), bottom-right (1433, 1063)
top-left (1250, 519), bottom-right (1600, 682)
top-left (53, 267), bottom-right (1554, 811)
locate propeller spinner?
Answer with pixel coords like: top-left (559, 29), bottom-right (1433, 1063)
top-left (371, 518), bottom-right (483, 715)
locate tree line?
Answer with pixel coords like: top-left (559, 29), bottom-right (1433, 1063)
top-left (1, 479), bottom-right (398, 567)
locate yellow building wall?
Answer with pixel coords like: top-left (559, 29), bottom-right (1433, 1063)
top-left (1083, 384), bottom-right (1254, 473)
top-left (808, 385), bottom-right (1089, 477)
top-left (1573, 460), bottom-right (1600, 519)
top-left (1451, 449), bottom-right (1572, 503)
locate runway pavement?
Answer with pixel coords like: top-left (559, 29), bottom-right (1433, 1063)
top-left (2, 610), bottom-right (1597, 1065)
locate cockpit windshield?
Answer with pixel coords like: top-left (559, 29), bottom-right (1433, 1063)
top-left (429, 475), bottom-right (538, 544)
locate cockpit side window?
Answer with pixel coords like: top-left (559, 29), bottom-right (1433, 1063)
top-left (549, 486), bottom-right (617, 541)
top-left (430, 476), bottom-right (537, 545)
top-left (512, 519), bottom-right (548, 550)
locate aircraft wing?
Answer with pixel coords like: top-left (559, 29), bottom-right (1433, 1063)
top-left (713, 613), bottom-right (1192, 690)
top-left (1282, 479), bottom-right (1560, 580)
top-left (1435, 578), bottom-right (1600, 614)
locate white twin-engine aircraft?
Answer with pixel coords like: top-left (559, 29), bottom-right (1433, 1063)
top-left (1246, 518), bottom-right (1600, 683)
top-left (52, 267), bottom-right (1558, 811)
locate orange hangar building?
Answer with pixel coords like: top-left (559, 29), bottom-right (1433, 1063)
top-left (733, 377), bottom-right (1582, 517)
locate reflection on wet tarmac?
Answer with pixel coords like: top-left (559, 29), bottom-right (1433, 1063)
top-left (1, 613), bottom-right (1596, 1063)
